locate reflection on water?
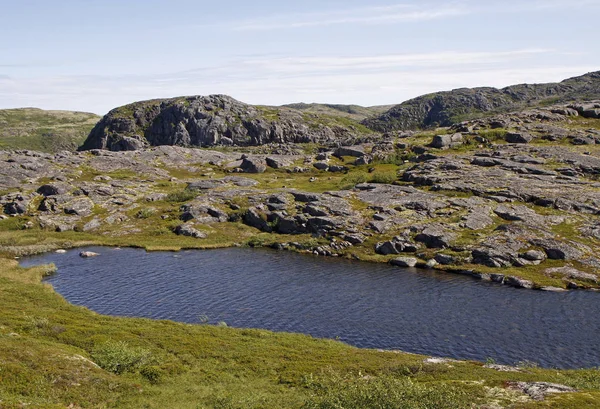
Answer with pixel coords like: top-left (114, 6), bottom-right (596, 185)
top-left (20, 246), bottom-right (600, 368)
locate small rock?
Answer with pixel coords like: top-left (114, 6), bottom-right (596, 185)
top-left (390, 257), bottom-right (418, 267)
top-left (328, 165), bottom-right (348, 173)
top-left (79, 251), bottom-right (99, 258)
top-left (313, 162), bottom-right (329, 171)
top-left (174, 224), bottom-right (207, 239)
top-left (37, 183), bottom-right (70, 197)
top-left (521, 250), bottom-right (546, 262)
top-left (508, 382), bottom-right (576, 401)
top-left (504, 276), bottom-right (534, 289)
top-left (83, 218), bottom-right (102, 232)
top-left (484, 364), bottom-right (521, 372)
top-left (434, 254), bottom-right (454, 265)
top-left (505, 132), bottom-right (533, 144)
top-left (55, 249), bottom-right (67, 254)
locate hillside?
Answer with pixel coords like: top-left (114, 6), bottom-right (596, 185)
top-left (80, 95), bottom-right (375, 151)
top-left (0, 108), bottom-right (100, 152)
top-left (363, 70), bottom-right (600, 131)
top-left (281, 102), bottom-right (393, 121)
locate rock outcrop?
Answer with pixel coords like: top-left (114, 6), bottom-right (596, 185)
top-left (80, 95), bottom-right (371, 151)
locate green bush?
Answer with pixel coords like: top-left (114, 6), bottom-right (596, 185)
top-left (91, 340), bottom-right (152, 375)
top-left (339, 172), bottom-right (368, 190)
top-left (368, 171), bottom-right (397, 184)
top-left (302, 373), bottom-right (478, 409)
top-left (135, 207), bottom-right (156, 219)
top-left (476, 129), bottom-right (507, 141)
top-left (140, 365), bottom-right (163, 384)
top-left (165, 189), bottom-right (197, 203)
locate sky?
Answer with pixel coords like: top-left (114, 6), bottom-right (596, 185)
top-left (1, 0), bottom-right (599, 114)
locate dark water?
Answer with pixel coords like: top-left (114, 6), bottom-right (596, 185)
top-left (20, 246), bottom-right (600, 369)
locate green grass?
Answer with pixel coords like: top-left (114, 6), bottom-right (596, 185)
top-left (0, 108), bottom-right (100, 152)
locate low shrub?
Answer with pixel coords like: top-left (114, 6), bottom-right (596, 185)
top-left (91, 340), bottom-right (152, 375)
top-left (302, 373), bottom-right (478, 409)
top-left (135, 208), bottom-right (156, 219)
top-left (165, 189), bottom-right (197, 203)
top-left (339, 172), bottom-right (368, 190)
top-left (368, 171), bottom-right (397, 184)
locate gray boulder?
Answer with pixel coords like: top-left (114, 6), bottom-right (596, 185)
top-left (505, 132), bottom-right (533, 144)
top-left (313, 162), bottom-right (329, 171)
top-left (174, 224), bottom-right (207, 239)
top-left (37, 183), bottom-right (70, 196)
top-left (504, 276), bottom-right (534, 289)
top-left (431, 133), bottom-right (462, 149)
top-left (63, 198), bottom-right (94, 217)
top-left (530, 238), bottom-right (583, 260)
top-left (240, 157), bottom-right (267, 173)
top-left (333, 146), bottom-right (365, 158)
top-left (415, 225), bottom-right (455, 248)
top-left (243, 208), bottom-right (272, 232)
top-left (390, 257), bottom-right (418, 267)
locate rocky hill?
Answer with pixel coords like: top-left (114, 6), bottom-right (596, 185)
top-left (80, 95), bottom-right (374, 151)
top-left (363, 71), bottom-right (600, 131)
top-left (0, 108), bottom-right (100, 153)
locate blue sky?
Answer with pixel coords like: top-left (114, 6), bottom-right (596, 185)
top-left (1, 0), bottom-right (599, 114)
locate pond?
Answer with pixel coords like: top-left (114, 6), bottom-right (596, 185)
top-left (20, 246), bottom-right (600, 369)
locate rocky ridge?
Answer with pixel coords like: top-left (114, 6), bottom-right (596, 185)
top-left (364, 71), bottom-right (600, 131)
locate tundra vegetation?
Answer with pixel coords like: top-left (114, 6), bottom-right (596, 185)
top-left (1, 72), bottom-right (600, 407)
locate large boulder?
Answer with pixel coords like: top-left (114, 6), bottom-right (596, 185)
top-left (37, 183), bottom-right (70, 197)
top-left (333, 146), bottom-right (365, 158)
top-left (505, 132), bottom-right (533, 144)
top-left (431, 133), bottom-right (462, 149)
top-left (239, 157), bottom-right (267, 174)
top-left (415, 225), bottom-right (455, 248)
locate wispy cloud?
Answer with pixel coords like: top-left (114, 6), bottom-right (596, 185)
top-left (226, 3), bottom-right (468, 31)
top-left (238, 49), bottom-right (553, 74)
top-left (1, 48), bottom-right (594, 114)
top-left (197, 0), bottom-right (600, 32)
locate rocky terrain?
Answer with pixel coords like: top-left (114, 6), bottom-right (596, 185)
top-left (2, 96), bottom-right (600, 291)
top-left (3, 75), bottom-right (600, 409)
top-left (364, 70), bottom-right (600, 131)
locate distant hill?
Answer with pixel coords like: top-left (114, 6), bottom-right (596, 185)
top-left (363, 71), bottom-right (600, 131)
top-left (80, 95), bottom-right (374, 151)
top-left (281, 103), bottom-right (393, 121)
top-left (0, 108), bottom-right (100, 152)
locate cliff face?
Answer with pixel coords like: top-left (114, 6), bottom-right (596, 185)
top-left (363, 71), bottom-right (600, 131)
top-left (79, 95), bottom-right (369, 151)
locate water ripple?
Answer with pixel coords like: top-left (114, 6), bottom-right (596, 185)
top-left (19, 246), bottom-right (600, 369)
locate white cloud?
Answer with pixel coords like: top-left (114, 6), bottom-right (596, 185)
top-left (0, 47), bottom-right (595, 114)
top-left (231, 4), bottom-right (469, 31)
top-left (238, 49), bottom-right (554, 74)
top-left (179, 0), bottom-right (600, 33)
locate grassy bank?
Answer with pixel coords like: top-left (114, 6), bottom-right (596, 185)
top-left (1, 243), bottom-right (600, 408)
